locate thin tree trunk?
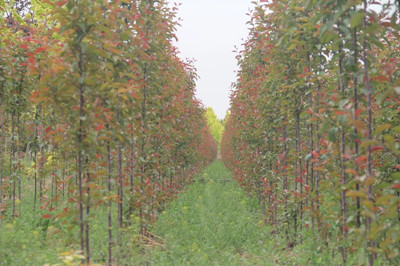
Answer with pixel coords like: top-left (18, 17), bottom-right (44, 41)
top-left (0, 111), bottom-right (4, 210)
top-left (33, 108), bottom-right (39, 211)
top-left (117, 99), bottom-right (123, 230)
top-left (363, 1), bottom-right (376, 264)
top-left (352, 13), bottom-right (362, 229)
top-left (130, 133), bottom-right (134, 194)
top-left (315, 51), bottom-right (323, 223)
top-left (11, 112), bottom-right (16, 219)
top-left (296, 111), bottom-right (302, 242)
top-left (17, 113), bottom-right (21, 203)
top-left (140, 61), bottom-right (148, 236)
top-left (107, 142), bottom-right (113, 266)
top-left (338, 23), bottom-right (347, 265)
top-left (62, 154), bottom-right (65, 199)
top-left (85, 171), bottom-right (91, 265)
top-left (78, 44), bottom-right (85, 262)
top-left (282, 119), bottom-right (290, 245)
top-left (310, 123), bottom-right (315, 229)
top-left (51, 174), bottom-right (54, 208)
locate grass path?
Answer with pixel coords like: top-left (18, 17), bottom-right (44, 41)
top-left (148, 161), bottom-right (273, 265)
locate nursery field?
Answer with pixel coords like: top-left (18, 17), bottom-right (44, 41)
top-left (1, 0), bottom-right (400, 265)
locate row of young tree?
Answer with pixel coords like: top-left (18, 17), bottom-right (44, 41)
top-left (205, 107), bottom-right (224, 147)
top-left (0, 0), bottom-right (217, 264)
top-left (222, 1), bottom-right (400, 265)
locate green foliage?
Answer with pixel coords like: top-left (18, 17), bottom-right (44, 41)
top-left (0, 0), bottom-right (217, 264)
top-left (222, 1), bottom-right (400, 265)
top-left (205, 107), bottom-right (224, 146)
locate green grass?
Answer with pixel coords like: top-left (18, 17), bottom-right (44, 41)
top-left (146, 161), bottom-right (274, 265)
top-left (1, 160), bottom-right (349, 265)
top-left (0, 198), bottom-right (61, 265)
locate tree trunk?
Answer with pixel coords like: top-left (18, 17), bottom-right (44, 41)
top-left (107, 142), bottom-right (113, 266)
top-left (85, 172), bottom-right (91, 265)
top-left (78, 44), bottom-right (86, 262)
top-left (11, 112), bottom-right (16, 219)
top-left (338, 23), bottom-right (347, 265)
top-left (362, 1), bottom-right (376, 264)
top-left (0, 111), bottom-right (4, 210)
top-left (353, 18), bottom-right (362, 229)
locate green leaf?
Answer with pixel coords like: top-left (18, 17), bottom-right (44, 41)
top-left (337, 115), bottom-right (347, 127)
top-left (328, 127), bottom-right (338, 142)
top-left (350, 12), bottom-right (364, 29)
top-left (376, 124), bottom-right (391, 134)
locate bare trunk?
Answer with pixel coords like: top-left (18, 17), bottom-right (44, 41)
top-left (107, 143), bottom-right (113, 266)
top-left (11, 112), bottom-right (16, 219)
top-left (140, 59), bottom-right (148, 236)
top-left (338, 23), bottom-right (347, 265)
top-left (363, 1), bottom-right (376, 264)
top-left (0, 111), bottom-right (4, 210)
top-left (33, 108), bottom-right (39, 211)
top-left (117, 99), bottom-right (123, 231)
top-left (310, 123), bottom-right (315, 229)
top-left (85, 172), bottom-right (91, 265)
top-left (17, 114), bottom-right (21, 203)
top-left (353, 19), bottom-right (362, 229)
top-left (78, 45), bottom-right (85, 262)
top-left (295, 112), bottom-right (301, 242)
top-left (130, 133), bottom-right (134, 194)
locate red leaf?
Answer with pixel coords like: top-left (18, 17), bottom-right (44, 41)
top-left (20, 44), bottom-right (28, 50)
top-left (96, 124), bottom-right (105, 132)
top-left (355, 109), bottom-right (363, 119)
top-left (335, 111), bottom-right (346, 116)
top-left (34, 47), bottom-right (45, 54)
top-left (45, 126), bottom-right (52, 134)
top-left (395, 165), bottom-right (400, 170)
top-left (64, 207), bottom-right (69, 212)
top-left (295, 178), bottom-right (303, 183)
top-left (301, 169), bottom-right (307, 177)
top-left (356, 155), bottom-right (367, 165)
top-left (371, 75), bottom-right (389, 82)
top-left (371, 146), bottom-right (384, 152)
top-left (131, 92), bottom-right (139, 99)
top-left (28, 56), bottom-right (35, 64)
top-left (312, 151), bottom-right (319, 159)
top-left (56, 0), bottom-right (68, 7)
top-left (391, 184), bottom-right (400, 189)
top-left (42, 214), bottom-right (51, 219)
top-left (321, 140), bottom-right (329, 147)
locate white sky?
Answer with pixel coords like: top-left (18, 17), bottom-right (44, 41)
top-left (171, 0), bottom-right (255, 119)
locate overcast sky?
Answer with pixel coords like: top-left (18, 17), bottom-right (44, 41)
top-left (171, 0), bottom-right (255, 119)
